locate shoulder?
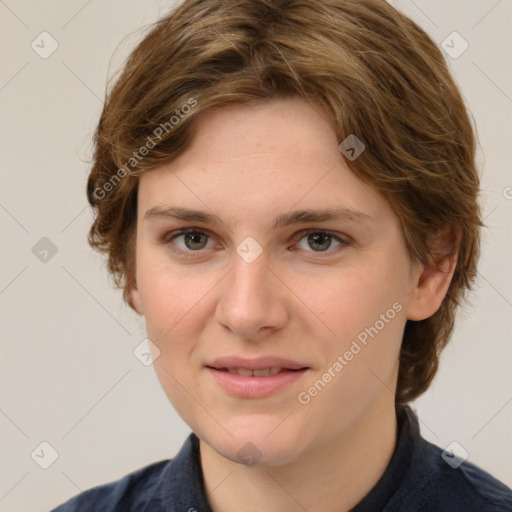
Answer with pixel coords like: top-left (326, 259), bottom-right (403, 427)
top-left (49, 459), bottom-right (172, 512)
top-left (397, 435), bottom-right (512, 511)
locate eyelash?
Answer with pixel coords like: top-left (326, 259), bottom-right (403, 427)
top-left (162, 227), bottom-right (349, 259)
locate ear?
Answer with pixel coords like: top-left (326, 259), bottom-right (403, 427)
top-left (129, 277), bottom-right (144, 315)
top-left (406, 228), bottom-right (460, 321)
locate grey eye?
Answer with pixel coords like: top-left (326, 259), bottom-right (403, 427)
top-left (174, 231), bottom-right (211, 251)
top-left (296, 232), bottom-right (342, 252)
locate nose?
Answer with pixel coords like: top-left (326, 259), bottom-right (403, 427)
top-left (214, 251), bottom-right (289, 341)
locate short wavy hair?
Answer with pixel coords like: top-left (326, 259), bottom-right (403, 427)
top-left (87, 0), bottom-right (482, 405)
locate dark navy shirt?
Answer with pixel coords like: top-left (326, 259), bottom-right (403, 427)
top-left (50, 406), bottom-right (512, 511)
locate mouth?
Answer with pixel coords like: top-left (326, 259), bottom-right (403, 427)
top-left (204, 357), bottom-right (311, 398)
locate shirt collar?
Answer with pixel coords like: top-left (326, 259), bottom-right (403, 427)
top-left (157, 431), bottom-right (212, 511)
top-left (350, 404), bottom-right (417, 511)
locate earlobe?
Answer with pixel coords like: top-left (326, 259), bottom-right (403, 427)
top-left (406, 229), bottom-right (460, 321)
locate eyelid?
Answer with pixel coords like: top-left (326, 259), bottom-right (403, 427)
top-left (292, 228), bottom-right (350, 245)
top-left (162, 226), bottom-right (214, 243)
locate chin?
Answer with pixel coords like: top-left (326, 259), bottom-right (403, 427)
top-left (198, 417), bottom-right (308, 468)
top-left (218, 438), bottom-right (300, 468)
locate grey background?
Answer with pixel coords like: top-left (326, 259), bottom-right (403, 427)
top-left (0, 1), bottom-right (511, 510)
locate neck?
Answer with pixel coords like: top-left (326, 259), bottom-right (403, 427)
top-left (199, 394), bottom-right (398, 512)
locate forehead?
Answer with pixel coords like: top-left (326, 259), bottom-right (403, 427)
top-left (183, 98), bottom-right (338, 166)
top-left (137, 98), bottom-right (391, 226)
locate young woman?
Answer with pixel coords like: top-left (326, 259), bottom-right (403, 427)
top-left (51, 0), bottom-right (512, 510)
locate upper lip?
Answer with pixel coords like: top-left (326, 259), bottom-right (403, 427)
top-left (206, 356), bottom-right (309, 371)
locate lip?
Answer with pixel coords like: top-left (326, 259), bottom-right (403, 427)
top-left (205, 356), bottom-right (310, 399)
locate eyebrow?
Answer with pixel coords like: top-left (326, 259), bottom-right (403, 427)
top-left (143, 205), bottom-right (372, 230)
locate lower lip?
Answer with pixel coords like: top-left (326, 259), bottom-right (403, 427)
top-left (206, 367), bottom-right (309, 399)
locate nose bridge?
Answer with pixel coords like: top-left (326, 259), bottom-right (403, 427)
top-left (215, 248), bottom-right (286, 338)
top-left (226, 252), bottom-right (271, 312)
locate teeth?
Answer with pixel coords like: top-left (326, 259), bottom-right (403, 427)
top-left (226, 367), bottom-right (282, 376)
top-left (253, 367), bottom-right (281, 376)
top-left (227, 367), bottom-right (253, 376)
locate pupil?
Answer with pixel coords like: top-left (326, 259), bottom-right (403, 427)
top-left (186, 232), bottom-right (206, 250)
top-left (309, 233), bottom-right (331, 251)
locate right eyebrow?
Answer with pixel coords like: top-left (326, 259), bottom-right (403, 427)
top-left (143, 206), bottom-right (223, 225)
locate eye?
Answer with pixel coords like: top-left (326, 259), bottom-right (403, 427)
top-left (294, 230), bottom-right (346, 254)
top-left (166, 228), bottom-right (214, 256)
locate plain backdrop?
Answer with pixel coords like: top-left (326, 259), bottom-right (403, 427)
top-left (0, 1), bottom-right (511, 511)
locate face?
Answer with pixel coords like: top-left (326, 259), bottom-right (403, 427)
top-left (131, 98), bottom-right (429, 467)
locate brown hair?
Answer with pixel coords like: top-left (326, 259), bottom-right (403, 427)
top-left (87, 0), bottom-right (482, 404)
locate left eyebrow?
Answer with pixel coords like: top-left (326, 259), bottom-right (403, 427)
top-left (143, 205), bottom-right (373, 230)
top-left (270, 206), bottom-right (373, 230)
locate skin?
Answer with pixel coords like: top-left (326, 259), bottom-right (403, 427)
top-left (130, 98), bottom-right (457, 512)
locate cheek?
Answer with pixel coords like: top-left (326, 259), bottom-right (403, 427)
top-left (297, 271), bottom-right (406, 409)
top-left (299, 266), bottom-right (407, 398)
top-left (135, 251), bottom-right (208, 348)
top-left (137, 259), bottom-right (211, 407)
top-left (298, 268), bottom-right (405, 342)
